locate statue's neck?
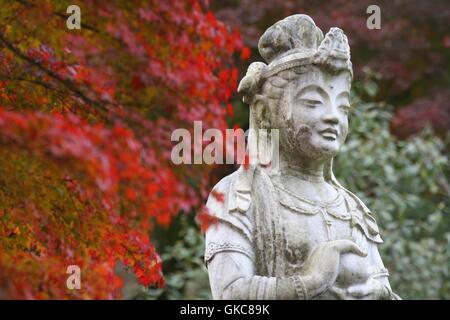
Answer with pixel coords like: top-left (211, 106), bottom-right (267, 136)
top-left (278, 155), bottom-right (326, 183)
top-left (277, 154), bottom-right (339, 203)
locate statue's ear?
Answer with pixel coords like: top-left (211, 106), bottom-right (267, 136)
top-left (252, 95), bottom-right (270, 128)
top-left (238, 62), bottom-right (267, 105)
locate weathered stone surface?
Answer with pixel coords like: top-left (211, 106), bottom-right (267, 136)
top-left (204, 14), bottom-right (400, 300)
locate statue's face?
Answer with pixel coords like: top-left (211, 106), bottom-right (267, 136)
top-left (280, 66), bottom-right (351, 160)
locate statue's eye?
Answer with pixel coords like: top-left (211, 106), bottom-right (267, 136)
top-left (299, 99), bottom-right (322, 108)
top-left (339, 104), bottom-right (350, 114)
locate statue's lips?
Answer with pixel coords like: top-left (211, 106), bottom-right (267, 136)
top-left (319, 128), bottom-right (338, 140)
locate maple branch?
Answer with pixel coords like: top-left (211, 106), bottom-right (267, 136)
top-left (14, 0), bottom-right (100, 32)
top-left (0, 32), bottom-right (108, 112)
top-left (2, 76), bottom-right (56, 92)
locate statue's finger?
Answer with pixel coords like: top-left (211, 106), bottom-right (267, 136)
top-left (332, 239), bottom-right (367, 257)
top-left (329, 286), bottom-right (347, 300)
top-left (347, 284), bottom-right (372, 297)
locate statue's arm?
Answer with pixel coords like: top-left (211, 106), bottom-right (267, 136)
top-left (205, 220), bottom-right (304, 300)
top-left (204, 175), bottom-right (301, 299)
top-left (207, 249), bottom-right (305, 300)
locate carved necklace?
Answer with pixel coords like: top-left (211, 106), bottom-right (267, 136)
top-left (274, 181), bottom-right (344, 241)
top-left (281, 165), bottom-right (325, 183)
top-left (275, 182), bottom-right (341, 207)
top-left (283, 171), bottom-right (325, 183)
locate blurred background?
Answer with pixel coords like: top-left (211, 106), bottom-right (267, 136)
top-left (0, 0), bottom-right (448, 299)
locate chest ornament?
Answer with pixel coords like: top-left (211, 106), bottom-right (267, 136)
top-left (275, 183), bottom-right (382, 243)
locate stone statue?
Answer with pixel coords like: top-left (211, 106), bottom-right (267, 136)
top-left (204, 14), bottom-right (400, 300)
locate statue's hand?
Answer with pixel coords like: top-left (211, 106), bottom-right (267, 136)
top-left (346, 278), bottom-right (390, 300)
top-left (301, 239), bottom-right (367, 298)
top-left (329, 278), bottom-right (389, 300)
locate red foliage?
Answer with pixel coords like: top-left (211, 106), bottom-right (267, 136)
top-left (390, 94), bottom-right (450, 139)
top-left (211, 190), bottom-right (225, 203)
top-left (196, 207), bottom-right (218, 233)
top-left (0, 0), bottom-right (244, 299)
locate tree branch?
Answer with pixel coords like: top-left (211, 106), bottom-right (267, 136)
top-left (0, 32), bottom-right (108, 112)
top-left (14, 0), bottom-right (100, 32)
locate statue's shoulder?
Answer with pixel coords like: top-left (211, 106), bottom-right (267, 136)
top-left (340, 188), bottom-right (384, 244)
top-left (204, 171), bottom-right (255, 263)
top-left (206, 170), bottom-right (240, 214)
top-left (205, 170), bottom-right (253, 241)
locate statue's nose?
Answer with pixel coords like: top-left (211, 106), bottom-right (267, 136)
top-left (322, 104), bottom-right (339, 125)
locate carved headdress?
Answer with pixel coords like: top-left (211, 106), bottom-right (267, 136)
top-left (239, 14), bottom-right (352, 105)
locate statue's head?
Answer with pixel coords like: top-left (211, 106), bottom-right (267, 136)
top-left (238, 14), bottom-right (353, 163)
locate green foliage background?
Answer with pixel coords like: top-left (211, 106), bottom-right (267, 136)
top-left (335, 84), bottom-right (450, 299)
top-left (132, 81), bottom-right (449, 300)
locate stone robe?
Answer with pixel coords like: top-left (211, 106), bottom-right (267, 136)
top-left (205, 167), bottom-right (393, 299)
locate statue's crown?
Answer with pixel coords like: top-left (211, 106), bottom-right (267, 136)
top-left (238, 14), bottom-right (352, 105)
top-left (258, 14), bottom-right (352, 77)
